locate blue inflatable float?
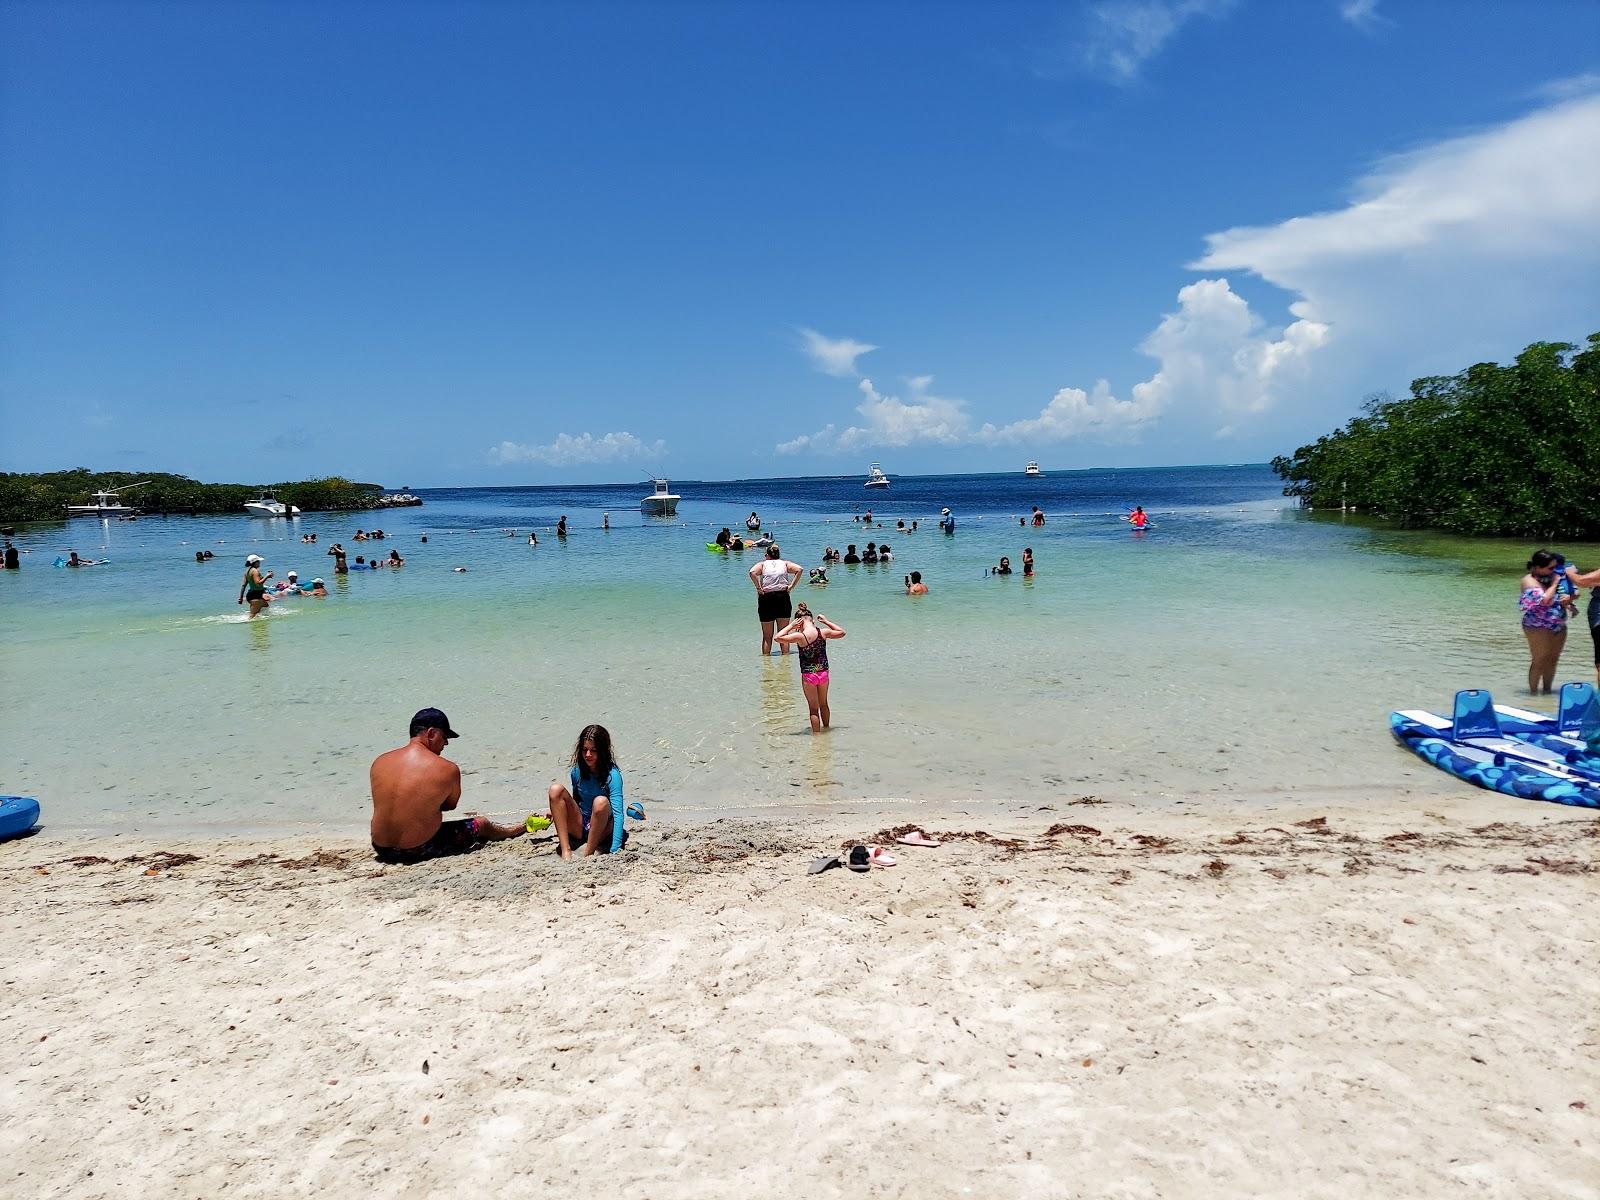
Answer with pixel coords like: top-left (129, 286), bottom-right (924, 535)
top-left (1391, 687), bottom-right (1600, 809)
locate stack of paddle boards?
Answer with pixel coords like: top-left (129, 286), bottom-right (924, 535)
top-left (1390, 683), bottom-right (1600, 809)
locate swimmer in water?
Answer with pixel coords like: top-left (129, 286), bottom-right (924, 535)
top-left (992, 556), bottom-right (1012, 576)
top-left (905, 570), bottom-right (928, 595)
top-left (1023, 547), bottom-right (1034, 577)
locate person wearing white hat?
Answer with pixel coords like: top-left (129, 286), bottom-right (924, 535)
top-left (939, 508), bottom-right (956, 535)
top-left (310, 577), bottom-right (327, 596)
top-left (238, 554), bottom-right (273, 618)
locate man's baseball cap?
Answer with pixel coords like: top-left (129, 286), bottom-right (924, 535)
top-left (409, 708), bottom-right (460, 739)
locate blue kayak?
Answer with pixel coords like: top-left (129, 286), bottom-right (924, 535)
top-left (0, 796), bottom-right (40, 840)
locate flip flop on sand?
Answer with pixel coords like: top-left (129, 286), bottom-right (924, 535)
top-left (809, 855), bottom-right (841, 875)
top-left (868, 846), bottom-right (897, 867)
top-left (846, 845), bottom-right (871, 872)
top-left (896, 830), bottom-right (940, 847)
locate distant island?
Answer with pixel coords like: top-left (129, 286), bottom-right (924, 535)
top-left (1272, 333), bottom-right (1600, 539)
top-left (0, 470), bottom-right (403, 524)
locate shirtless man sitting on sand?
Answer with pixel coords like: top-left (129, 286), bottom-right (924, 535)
top-left (369, 708), bottom-right (524, 864)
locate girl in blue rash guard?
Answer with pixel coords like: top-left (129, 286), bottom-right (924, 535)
top-left (546, 724), bottom-right (626, 860)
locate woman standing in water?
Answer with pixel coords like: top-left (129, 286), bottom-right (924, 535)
top-left (237, 553), bottom-right (273, 619)
top-left (775, 602), bottom-right (847, 733)
top-left (546, 724), bottom-right (626, 860)
top-left (1520, 550), bottom-right (1569, 694)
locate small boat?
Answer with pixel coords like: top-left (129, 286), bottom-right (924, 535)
top-left (377, 493), bottom-right (424, 508)
top-left (864, 463), bottom-right (890, 489)
top-left (244, 492), bottom-right (300, 518)
top-left (640, 478), bottom-right (680, 516)
top-left (66, 482), bottom-right (149, 518)
top-left (1025, 461), bottom-right (1043, 477)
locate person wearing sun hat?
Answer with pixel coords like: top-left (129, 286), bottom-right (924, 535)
top-left (369, 708), bottom-right (525, 864)
top-left (238, 553), bottom-right (273, 618)
top-left (309, 577), bottom-right (327, 596)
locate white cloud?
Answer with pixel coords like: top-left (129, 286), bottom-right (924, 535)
top-left (1338, 0), bottom-right (1387, 32)
top-left (978, 279), bottom-right (1326, 444)
top-left (779, 377), bottom-right (971, 454)
top-left (487, 431), bottom-right (665, 467)
top-left (782, 90), bottom-right (1600, 458)
top-left (779, 279), bottom-right (1325, 454)
top-left (798, 327), bottom-right (877, 377)
top-left (1078, 0), bottom-right (1236, 84)
top-left (1196, 94), bottom-right (1600, 278)
top-left (1190, 91), bottom-right (1600, 429)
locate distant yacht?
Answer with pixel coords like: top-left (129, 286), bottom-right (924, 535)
top-left (640, 478), bottom-right (680, 515)
top-left (864, 463), bottom-right (890, 489)
top-left (66, 482), bottom-right (149, 517)
top-left (243, 492), bottom-right (300, 518)
top-left (1024, 461), bottom-right (1043, 477)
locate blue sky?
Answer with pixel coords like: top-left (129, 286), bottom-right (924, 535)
top-left (3, 1), bottom-right (1598, 487)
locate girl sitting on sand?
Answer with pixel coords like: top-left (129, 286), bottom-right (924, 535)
top-left (547, 724), bottom-right (627, 860)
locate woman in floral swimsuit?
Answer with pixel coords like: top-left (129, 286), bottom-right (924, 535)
top-left (775, 602), bottom-right (848, 733)
top-left (1520, 550), bottom-right (1568, 695)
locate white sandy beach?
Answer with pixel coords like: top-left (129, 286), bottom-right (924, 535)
top-left (4, 794), bottom-right (1596, 1199)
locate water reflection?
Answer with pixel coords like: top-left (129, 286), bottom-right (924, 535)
top-left (248, 617), bottom-right (272, 653)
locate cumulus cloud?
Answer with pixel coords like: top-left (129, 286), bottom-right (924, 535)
top-left (777, 377), bottom-right (970, 455)
top-left (1078, 0), bottom-right (1236, 84)
top-left (1191, 90), bottom-right (1600, 426)
top-left (782, 280), bottom-right (1325, 454)
top-left (487, 431), bottom-right (665, 467)
top-left (781, 89), bottom-right (1600, 458)
top-left (1197, 94), bottom-right (1600, 277)
top-left (798, 327), bottom-right (878, 377)
top-left (1338, 0), bottom-right (1387, 32)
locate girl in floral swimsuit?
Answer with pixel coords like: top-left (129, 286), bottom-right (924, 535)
top-left (1520, 550), bottom-right (1569, 695)
top-left (775, 602), bottom-right (848, 733)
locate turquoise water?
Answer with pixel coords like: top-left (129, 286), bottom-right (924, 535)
top-left (3, 466), bottom-right (1593, 834)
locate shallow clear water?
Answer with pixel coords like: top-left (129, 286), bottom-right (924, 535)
top-left (4, 465), bottom-right (1594, 834)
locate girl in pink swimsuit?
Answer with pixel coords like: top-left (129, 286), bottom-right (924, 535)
top-left (775, 602), bottom-right (848, 733)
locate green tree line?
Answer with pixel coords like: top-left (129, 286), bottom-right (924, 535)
top-left (1272, 333), bottom-right (1600, 538)
top-left (0, 470), bottom-right (387, 524)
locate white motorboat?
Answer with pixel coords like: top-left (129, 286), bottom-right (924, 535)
top-left (1025, 461), bottom-right (1043, 477)
top-left (244, 492), bottom-right (300, 518)
top-left (640, 478), bottom-right (680, 515)
top-left (864, 463), bottom-right (890, 489)
top-left (66, 482), bottom-right (149, 517)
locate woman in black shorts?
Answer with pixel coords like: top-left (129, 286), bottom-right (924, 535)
top-left (749, 543), bottom-right (801, 656)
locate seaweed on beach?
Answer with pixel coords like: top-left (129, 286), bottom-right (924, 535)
top-left (121, 851), bottom-right (201, 870)
top-left (1043, 824), bottom-right (1102, 838)
top-left (227, 849), bottom-right (356, 871)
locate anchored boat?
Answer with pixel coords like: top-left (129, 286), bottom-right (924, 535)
top-left (640, 479), bottom-right (680, 515)
top-left (66, 482), bottom-right (149, 517)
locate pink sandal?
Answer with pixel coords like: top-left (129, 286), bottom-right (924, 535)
top-left (895, 831), bottom-right (940, 848)
top-left (868, 846), bottom-right (897, 867)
